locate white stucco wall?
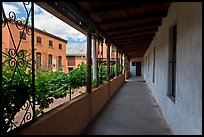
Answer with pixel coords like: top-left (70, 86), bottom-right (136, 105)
top-left (130, 58), bottom-right (144, 77)
top-left (143, 2), bottom-right (202, 135)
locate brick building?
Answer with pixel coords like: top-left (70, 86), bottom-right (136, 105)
top-left (66, 42), bottom-right (117, 73)
top-left (2, 20), bottom-right (68, 73)
top-left (66, 43), bottom-right (86, 72)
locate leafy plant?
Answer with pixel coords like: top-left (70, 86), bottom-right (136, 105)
top-left (2, 50), bottom-right (32, 133)
top-left (2, 53), bottom-right (110, 133)
top-left (98, 63), bottom-right (107, 85)
top-left (35, 70), bottom-right (70, 116)
top-left (110, 63), bottom-right (116, 79)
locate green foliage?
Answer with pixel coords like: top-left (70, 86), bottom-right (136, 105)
top-left (67, 62), bottom-right (86, 89)
top-left (35, 62), bottom-right (87, 115)
top-left (98, 63), bottom-right (107, 85)
top-left (110, 63), bottom-right (116, 79)
top-left (3, 51), bottom-right (121, 132)
top-left (118, 63), bottom-right (124, 74)
top-left (2, 50), bottom-right (32, 133)
top-left (35, 70), bottom-right (70, 115)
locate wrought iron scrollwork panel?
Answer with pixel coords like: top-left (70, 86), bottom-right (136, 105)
top-left (1, 2), bottom-right (35, 134)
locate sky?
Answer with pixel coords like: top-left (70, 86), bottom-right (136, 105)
top-left (2, 2), bottom-right (87, 44)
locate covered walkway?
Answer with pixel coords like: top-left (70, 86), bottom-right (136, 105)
top-left (83, 76), bottom-right (172, 135)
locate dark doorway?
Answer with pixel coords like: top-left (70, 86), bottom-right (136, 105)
top-left (136, 62), bottom-right (141, 76)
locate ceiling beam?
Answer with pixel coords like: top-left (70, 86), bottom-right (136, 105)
top-left (97, 11), bottom-right (167, 27)
top-left (122, 43), bottom-right (149, 48)
top-left (84, 2), bottom-right (159, 15)
top-left (108, 26), bottom-right (158, 36)
top-left (103, 20), bottom-right (161, 32)
top-left (124, 49), bottom-right (148, 52)
top-left (116, 35), bottom-right (154, 42)
top-left (128, 52), bottom-right (146, 57)
top-left (120, 42), bottom-right (151, 47)
top-left (112, 32), bottom-right (156, 40)
top-left (110, 27), bottom-right (158, 37)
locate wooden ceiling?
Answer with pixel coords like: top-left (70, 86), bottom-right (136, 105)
top-left (37, 2), bottom-right (171, 59)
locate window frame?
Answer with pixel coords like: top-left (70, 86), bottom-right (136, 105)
top-left (58, 43), bottom-right (62, 49)
top-left (49, 40), bottom-right (53, 47)
top-left (58, 56), bottom-right (62, 70)
top-left (167, 22), bottom-right (177, 103)
top-left (36, 36), bottom-right (42, 44)
top-left (48, 54), bottom-right (53, 69)
top-left (67, 56), bottom-right (75, 66)
top-left (153, 47), bottom-right (156, 83)
top-left (36, 52), bottom-right (42, 71)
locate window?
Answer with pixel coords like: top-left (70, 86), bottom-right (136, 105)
top-left (67, 56), bottom-right (75, 66)
top-left (20, 31), bottom-right (26, 40)
top-left (36, 52), bottom-right (41, 71)
top-left (168, 23), bottom-right (177, 102)
top-left (148, 54), bottom-right (150, 77)
top-left (153, 47), bottom-right (156, 83)
top-left (59, 44), bottom-right (62, 49)
top-left (58, 56), bottom-right (62, 71)
top-left (49, 40), bottom-right (53, 47)
top-left (68, 67), bottom-right (73, 72)
top-left (36, 36), bottom-right (42, 44)
top-left (48, 54), bottom-right (52, 69)
top-left (132, 62), bottom-right (135, 66)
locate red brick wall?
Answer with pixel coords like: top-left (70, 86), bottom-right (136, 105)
top-left (2, 21), bottom-right (68, 73)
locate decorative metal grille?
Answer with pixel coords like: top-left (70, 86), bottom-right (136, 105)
top-left (1, 2), bottom-right (35, 135)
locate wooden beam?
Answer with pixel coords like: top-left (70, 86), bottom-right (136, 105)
top-left (128, 52), bottom-right (146, 55)
top-left (121, 44), bottom-right (149, 47)
top-left (104, 20), bottom-right (161, 32)
top-left (123, 52), bottom-right (148, 58)
top-left (97, 11), bottom-right (167, 27)
top-left (112, 32), bottom-right (156, 40)
top-left (122, 44), bottom-right (149, 49)
top-left (110, 27), bottom-right (157, 37)
top-left (121, 40), bottom-right (151, 44)
top-left (78, 2), bottom-right (123, 14)
top-left (84, 2), bottom-right (159, 15)
top-left (123, 46), bottom-right (149, 51)
top-left (108, 26), bottom-right (158, 36)
top-left (116, 35), bottom-right (154, 43)
top-left (86, 31), bottom-right (92, 93)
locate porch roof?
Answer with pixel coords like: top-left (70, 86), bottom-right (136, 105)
top-left (36, 1), bottom-right (171, 59)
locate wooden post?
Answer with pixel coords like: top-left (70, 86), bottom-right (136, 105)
top-left (116, 48), bottom-right (119, 76)
top-left (106, 41), bottom-right (110, 82)
top-left (120, 52), bottom-right (123, 74)
top-left (86, 31), bottom-right (92, 93)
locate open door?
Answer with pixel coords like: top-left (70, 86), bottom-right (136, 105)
top-left (136, 62), bottom-right (141, 76)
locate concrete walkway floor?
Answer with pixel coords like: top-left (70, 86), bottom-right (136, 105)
top-left (82, 76), bottom-right (173, 135)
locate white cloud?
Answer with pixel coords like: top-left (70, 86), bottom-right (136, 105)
top-left (3, 3), bottom-right (21, 18)
top-left (3, 2), bottom-right (86, 43)
top-left (34, 4), bottom-right (86, 42)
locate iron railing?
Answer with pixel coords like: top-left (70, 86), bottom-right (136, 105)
top-left (1, 2), bottom-right (35, 135)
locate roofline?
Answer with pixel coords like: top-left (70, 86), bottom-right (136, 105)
top-left (34, 28), bottom-right (68, 43)
top-left (5, 18), bottom-right (68, 43)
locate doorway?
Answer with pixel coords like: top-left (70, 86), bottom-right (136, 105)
top-left (136, 62), bottom-right (141, 76)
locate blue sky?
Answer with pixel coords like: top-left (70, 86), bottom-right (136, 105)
top-left (3, 2), bottom-right (87, 44)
